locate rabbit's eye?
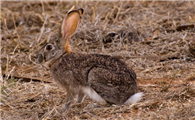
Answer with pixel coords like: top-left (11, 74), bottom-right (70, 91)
top-left (46, 44), bottom-right (53, 51)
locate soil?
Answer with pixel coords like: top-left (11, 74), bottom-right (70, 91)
top-left (1, 1), bottom-right (195, 120)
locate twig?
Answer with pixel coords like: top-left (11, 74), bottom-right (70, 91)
top-left (37, 15), bottom-right (48, 43)
top-left (42, 106), bottom-right (56, 120)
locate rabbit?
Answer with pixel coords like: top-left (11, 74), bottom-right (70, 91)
top-left (36, 8), bottom-right (143, 108)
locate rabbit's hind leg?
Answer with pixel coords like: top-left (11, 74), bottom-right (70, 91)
top-left (82, 86), bottom-right (107, 104)
top-left (87, 67), bottom-right (130, 105)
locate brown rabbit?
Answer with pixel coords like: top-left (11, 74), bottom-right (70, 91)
top-left (36, 8), bottom-right (143, 108)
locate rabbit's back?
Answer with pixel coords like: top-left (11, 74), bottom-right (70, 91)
top-left (51, 52), bottom-right (136, 82)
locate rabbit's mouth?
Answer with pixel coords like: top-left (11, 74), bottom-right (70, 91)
top-left (37, 50), bottom-right (64, 68)
top-left (38, 54), bottom-right (44, 63)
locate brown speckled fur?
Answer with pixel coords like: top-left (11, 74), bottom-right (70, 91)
top-left (37, 8), bottom-right (138, 107)
top-left (50, 52), bottom-right (137, 105)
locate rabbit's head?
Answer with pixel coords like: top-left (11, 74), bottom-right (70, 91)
top-left (36, 8), bottom-right (84, 66)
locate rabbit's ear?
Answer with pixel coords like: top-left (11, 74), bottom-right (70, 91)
top-left (61, 8), bottom-right (84, 52)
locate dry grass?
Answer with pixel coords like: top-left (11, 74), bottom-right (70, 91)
top-left (1, 1), bottom-right (195, 120)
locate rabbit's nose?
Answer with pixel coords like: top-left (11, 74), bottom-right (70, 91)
top-left (38, 54), bottom-right (43, 63)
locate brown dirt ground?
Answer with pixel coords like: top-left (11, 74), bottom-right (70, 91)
top-left (1, 1), bottom-right (195, 120)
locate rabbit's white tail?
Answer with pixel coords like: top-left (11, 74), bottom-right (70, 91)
top-left (125, 92), bottom-right (143, 104)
